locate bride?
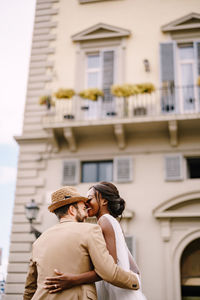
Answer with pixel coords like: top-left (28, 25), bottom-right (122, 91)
top-left (44, 182), bottom-right (147, 300)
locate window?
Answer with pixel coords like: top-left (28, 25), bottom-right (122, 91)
top-left (160, 41), bottom-right (200, 114)
top-left (186, 157), bottom-right (200, 178)
top-left (81, 160), bottom-right (113, 183)
top-left (86, 50), bottom-right (115, 101)
top-left (84, 50), bottom-right (115, 119)
top-left (87, 54), bottom-right (101, 88)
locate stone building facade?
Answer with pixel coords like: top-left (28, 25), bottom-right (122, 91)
top-left (4, 0), bottom-right (200, 299)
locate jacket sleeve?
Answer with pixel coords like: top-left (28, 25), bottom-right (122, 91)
top-left (23, 258), bottom-right (37, 300)
top-left (87, 225), bottom-right (140, 290)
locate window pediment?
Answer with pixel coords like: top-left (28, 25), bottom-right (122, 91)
top-left (162, 13), bottom-right (200, 32)
top-left (72, 23), bottom-right (131, 42)
top-left (153, 191), bottom-right (200, 219)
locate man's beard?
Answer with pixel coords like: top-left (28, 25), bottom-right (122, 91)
top-left (75, 210), bottom-right (86, 223)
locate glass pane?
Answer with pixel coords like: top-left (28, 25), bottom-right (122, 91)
top-left (179, 45), bottom-right (194, 60)
top-left (82, 163), bottom-right (97, 182)
top-left (87, 54), bottom-right (100, 69)
top-left (181, 64), bottom-right (194, 86)
top-left (87, 72), bottom-right (99, 88)
top-left (98, 162), bottom-right (113, 181)
top-left (181, 64), bottom-right (195, 110)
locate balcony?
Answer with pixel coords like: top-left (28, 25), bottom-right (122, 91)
top-left (42, 85), bottom-right (200, 151)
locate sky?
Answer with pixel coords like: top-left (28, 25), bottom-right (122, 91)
top-left (0, 0), bottom-right (36, 279)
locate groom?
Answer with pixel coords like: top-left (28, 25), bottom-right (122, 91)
top-left (23, 186), bottom-right (139, 300)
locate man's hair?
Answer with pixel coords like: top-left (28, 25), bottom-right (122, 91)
top-left (54, 203), bottom-right (78, 220)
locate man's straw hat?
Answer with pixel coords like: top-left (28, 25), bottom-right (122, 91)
top-left (48, 186), bottom-right (88, 212)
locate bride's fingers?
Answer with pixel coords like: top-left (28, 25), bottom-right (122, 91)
top-left (44, 280), bottom-right (61, 285)
top-left (44, 285), bottom-right (60, 290)
top-left (49, 287), bottom-right (62, 294)
top-left (45, 276), bottom-right (62, 281)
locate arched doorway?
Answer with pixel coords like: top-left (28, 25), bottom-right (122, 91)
top-left (181, 238), bottom-right (200, 300)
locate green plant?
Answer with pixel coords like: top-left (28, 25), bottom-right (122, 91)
top-left (54, 88), bottom-right (75, 99)
top-left (79, 88), bottom-right (104, 101)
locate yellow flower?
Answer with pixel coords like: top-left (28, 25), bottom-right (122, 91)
top-left (79, 88), bottom-right (104, 101)
top-left (54, 89), bottom-right (75, 99)
top-left (111, 84), bottom-right (140, 97)
top-left (136, 83), bottom-right (155, 94)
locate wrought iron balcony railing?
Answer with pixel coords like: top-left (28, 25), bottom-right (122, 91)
top-left (43, 85), bottom-right (200, 126)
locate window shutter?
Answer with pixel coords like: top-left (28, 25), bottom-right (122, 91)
top-left (125, 236), bottom-right (136, 258)
top-left (160, 42), bottom-right (177, 112)
top-left (114, 156), bottom-right (133, 183)
top-left (165, 154), bottom-right (183, 181)
top-left (102, 50), bottom-right (114, 102)
top-left (160, 43), bottom-right (176, 84)
top-left (62, 160), bottom-right (79, 185)
top-left (197, 42), bottom-right (200, 76)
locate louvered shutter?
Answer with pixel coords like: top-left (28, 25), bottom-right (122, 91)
top-left (102, 50), bottom-right (114, 102)
top-left (195, 42), bottom-right (200, 100)
top-left (165, 154), bottom-right (183, 181)
top-left (196, 42), bottom-right (200, 76)
top-left (114, 156), bottom-right (133, 183)
top-left (160, 43), bottom-right (177, 112)
top-left (125, 236), bottom-right (136, 258)
top-left (62, 160), bottom-right (79, 185)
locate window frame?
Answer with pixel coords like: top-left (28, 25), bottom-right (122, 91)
top-left (84, 47), bottom-right (117, 90)
top-left (81, 160), bottom-right (113, 183)
top-left (186, 157), bottom-right (200, 179)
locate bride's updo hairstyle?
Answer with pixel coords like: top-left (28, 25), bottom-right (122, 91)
top-left (91, 181), bottom-right (125, 218)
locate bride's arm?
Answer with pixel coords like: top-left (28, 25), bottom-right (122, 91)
top-left (98, 215), bottom-right (117, 263)
top-left (44, 269), bottom-right (101, 293)
top-left (127, 248), bottom-right (140, 275)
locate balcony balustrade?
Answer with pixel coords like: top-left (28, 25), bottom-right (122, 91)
top-left (43, 85), bottom-right (200, 127)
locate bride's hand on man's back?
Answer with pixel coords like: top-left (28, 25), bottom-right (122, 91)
top-left (44, 269), bottom-right (76, 293)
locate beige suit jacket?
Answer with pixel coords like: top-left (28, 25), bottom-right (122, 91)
top-left (24, 221), bottom-right (139, 300)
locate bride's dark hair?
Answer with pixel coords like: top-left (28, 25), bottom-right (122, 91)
top-left (90, 181), bottom-right (125, 218)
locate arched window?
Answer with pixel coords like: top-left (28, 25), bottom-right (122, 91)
top-left (181, 238), bottom-right (200, 299)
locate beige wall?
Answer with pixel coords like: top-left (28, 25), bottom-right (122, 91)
top-left (53, 0), bottom-right (200, 92)
top-left (4, 0), bottom-right (200, 299)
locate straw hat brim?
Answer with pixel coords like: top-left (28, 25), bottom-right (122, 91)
top-left (48, 196), bottom-right (88, 212)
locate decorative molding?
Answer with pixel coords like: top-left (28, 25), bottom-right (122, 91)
top-left (34, 21), bottom-right (57, 29)
top-left (35, 8), bottom-right (59, 17)
top-left (160, 220), bottom-right (171, 242)
top-left (63, 127), bottom-right (77, 152)
top-left (153, 190), bottom-right (200, 219)
top-left (32, 34), bottom-right (56, 41)
top-left (79, 0), bottom-right (118, 3)
top-left (162, 12), bottom-right (200, 32)
top-left (168, 120), bottom-right (178, 147)
top-left (113, 124), bottom-right (126, 149)
top-left (72, 22), bottom-right (131, 42)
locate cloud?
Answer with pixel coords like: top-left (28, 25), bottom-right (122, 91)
top-left (0, 166), bottom-right (17, 184)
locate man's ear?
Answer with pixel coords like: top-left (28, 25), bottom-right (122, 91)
top-left (68, 204), bottom-right (76, 216)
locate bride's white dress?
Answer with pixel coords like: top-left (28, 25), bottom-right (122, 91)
top-left (96, 214), bottom-right (147, 300)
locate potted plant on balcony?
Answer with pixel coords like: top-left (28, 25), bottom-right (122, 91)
top-left (79, 88), bottom-right (104, 101)
top-left (54, 88), bottom-right (75, 119)
top-left (111, 84), bottom-right (139, 117)
top-left (136, 83), bottom-right (155, 94)
top-left (79, 88), bottom-right (104, 111)
top-left (39, 95), bottom-right (54, 110)
top-left (133, 83), bottom-right (156, 115)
